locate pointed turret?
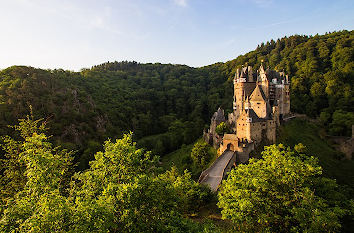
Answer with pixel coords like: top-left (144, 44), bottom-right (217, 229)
top-left (257, 63), bottom-right (269, 98)
top-left (259, 63), bottom-right (265, 75)
top-left (245, 96), bottom-right (251, 110)
top-left (247, 66), bottom-right (254, 82)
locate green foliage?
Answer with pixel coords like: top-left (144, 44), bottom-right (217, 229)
top-left (70, 135), bottom-right (218, 232)
top-left (329, 110), bottom-right (354, 136)
top-left (138, 119), bottom-right (204, 156)
top-left (277, 118), bottom-right (354, 188)
top-left (1, 122), bottom-right (73, 232)
top-left (159, 167), bottom-right (212, 213)
top-left (161, 143), bottom-right (194, 171)
top-left (75, 132), bottom-right (158, 188)
top-left (69, 133), bottom-right (187, 232)
top-left (191, 141), bottom-right (211, 168)
top-left (215, 122), bottom-right (228, 135)
top-left (0, 113), bottom-right (49, 206)
top-left (218, 144), bottom-right (348, 232)
top-left (161, 141), bottom-right (218, 179)
top-left (0, 118), bottom-right (215, 232)
top-left (0, 63), bottom-right (227, 169)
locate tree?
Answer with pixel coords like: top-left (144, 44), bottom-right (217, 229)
top-left (218, 144), bottom-right (348, 232)
top-left (71, 133), bottom-right (214, 232)
top-left (1, 119), bottom-right (215, 232)
top-left (190, 141), bottom-right (211, 168)
top-left (158, 166), bottom-right (212, 213)
top-left (0, 112), bottom-right (50, 205)
top-left (329, 110), bottom-right (354, 136)
top-left (215, 122), bottom-right (229, 135)
top-left (0, 119), bottom-right (73, 232)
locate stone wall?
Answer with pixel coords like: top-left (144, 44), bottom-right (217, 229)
top-left (236, 117), bottom-right (251, 141)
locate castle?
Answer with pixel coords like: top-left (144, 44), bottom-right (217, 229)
top-left (204, 64), bottom-right (290, 162)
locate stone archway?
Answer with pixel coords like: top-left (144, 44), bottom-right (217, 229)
top-left (227, 143), bottom-right (234, 151)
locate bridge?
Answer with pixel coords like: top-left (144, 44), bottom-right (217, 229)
top-left (198, 150), bottom-right (236, 191)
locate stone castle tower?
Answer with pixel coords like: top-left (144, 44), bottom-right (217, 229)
top-left (204, 64), bottom-right (290, 160)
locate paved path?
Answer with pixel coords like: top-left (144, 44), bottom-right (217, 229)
top-left (200, 150), bottom-right (235, 191)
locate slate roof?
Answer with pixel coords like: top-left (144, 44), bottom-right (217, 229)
top-left (245, 109), bottom-right (265, 122)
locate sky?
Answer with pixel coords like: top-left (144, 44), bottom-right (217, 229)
top-left (0, 0), bottom-right (353, 70)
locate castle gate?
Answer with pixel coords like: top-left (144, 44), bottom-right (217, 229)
top-left (227, 143), bottom-right (234, 151)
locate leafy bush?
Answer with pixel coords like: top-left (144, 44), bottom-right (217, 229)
top-left (218, 144), bottom-right (350, 232)
top-left (0, 118), bottom-right (215, 232)
top-left (190, 141), bottom-right (211, 168)
top-left (215, 122), bottom-right (229, 135)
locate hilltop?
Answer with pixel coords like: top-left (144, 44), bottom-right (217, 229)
top-left (0, 30), bottom-right (352, 168)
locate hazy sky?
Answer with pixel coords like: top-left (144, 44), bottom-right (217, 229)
top-left (0, 0), bottom-right (353, 70)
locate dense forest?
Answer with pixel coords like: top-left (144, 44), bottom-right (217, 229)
top-left (0, 31), bottom-right (353, 169)
top-left (0, 30), bottom-right (353, 232)
top-left (0, 63), bottom-right (229, 168)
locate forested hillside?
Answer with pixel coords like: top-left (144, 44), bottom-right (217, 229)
top-left (0, 30), bottom-right (353, 169)
top-left (214, 30), bottom-right (353, 136)
top-left (0, 63), bottom-right (229, 168)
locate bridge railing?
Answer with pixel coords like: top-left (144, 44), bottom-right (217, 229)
top-left (198, 150), bottom-right (231, 183)
top-left (198, 164), bottom-right (215, 183)
top-left (222, 151), bottom-right (236, 178)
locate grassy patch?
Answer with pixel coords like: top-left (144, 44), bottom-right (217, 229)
top-left (161, 143), bottom-right (194, 171)
top-left (277, 118), bottom-right (354, 189)
top-left (161, 139), bottom-right (218, 179)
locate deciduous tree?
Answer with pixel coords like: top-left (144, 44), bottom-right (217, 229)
top-left (218, 144), bottom-right (348, 232)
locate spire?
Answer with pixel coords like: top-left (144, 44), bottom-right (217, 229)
top-left (259, 61), bottom-right (265, 74)
top-left (248, 66), bottom-right (254, 82)
top-left (245, 96), bottom-right (252, 110)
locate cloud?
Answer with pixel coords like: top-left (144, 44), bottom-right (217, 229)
top-left (173, 0), bottom-right (188, 7)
